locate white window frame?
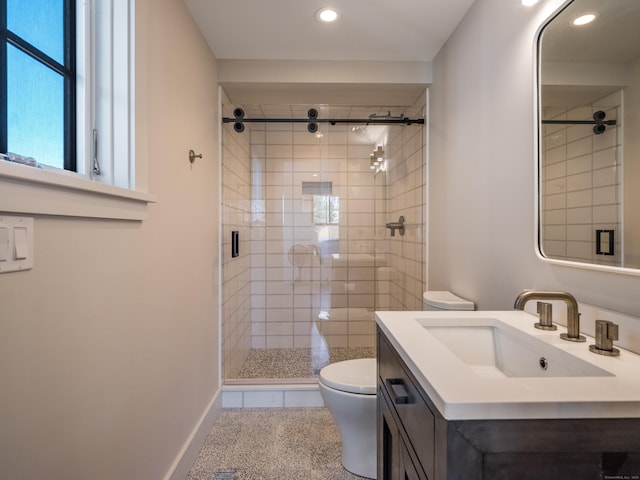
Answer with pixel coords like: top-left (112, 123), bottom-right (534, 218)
top-left (0, 0), bottom-right (155, 221)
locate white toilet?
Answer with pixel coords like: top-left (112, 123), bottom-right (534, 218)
top-left (319, 291), bottom-right (474, 479)
top-left (319, 358), bottom-right (377, 479)
top-left (423, 290), bottom-right (475, 311)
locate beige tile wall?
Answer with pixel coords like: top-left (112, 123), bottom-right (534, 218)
top-left (221, 101), bottom-right (426, 373)
top-left (250, 118), bottom-right (381, 350)
top-left (221, 99), bottom-right (252, 379)
top-left (385, 93), bottom-right (427, 311)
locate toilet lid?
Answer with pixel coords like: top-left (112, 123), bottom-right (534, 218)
top-left (423, 291), bottom-right (475, 310)
top-left (319, 358), bottom-right (377, 395)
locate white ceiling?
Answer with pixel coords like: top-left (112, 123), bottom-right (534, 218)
top-left (183, 0), bottom-right (476, 62)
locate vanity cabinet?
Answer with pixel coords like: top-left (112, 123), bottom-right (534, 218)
top-left (378, 382), bottom-right (429, 480)
top-left (378, 329), bottom-right (434, 480)
top-left (377, 328), bottom-right (640, 480)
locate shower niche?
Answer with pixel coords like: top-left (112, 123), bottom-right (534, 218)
top-left (220, 101), bottom-right (426, 384)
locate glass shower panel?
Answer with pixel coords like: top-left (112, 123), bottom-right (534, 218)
top-left (221, 102), bottom-right (425, 383)
top-left (384, 117), bottom-right (426, 311)
top-left (220, 101), bottom-right (253, 381)
top-left (374, 168), bottom-right (390, 311)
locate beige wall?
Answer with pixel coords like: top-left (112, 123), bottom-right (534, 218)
top-left (429, 0), bottom-right (640, 316)
top-left (0, 1), bottom-right (220, 479)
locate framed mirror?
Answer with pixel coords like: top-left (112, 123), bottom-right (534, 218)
top-left (537, 0), bottom-right (640, 273)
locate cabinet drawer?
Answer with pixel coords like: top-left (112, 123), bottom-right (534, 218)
top-left (378, 332), bottom-right (435, 479)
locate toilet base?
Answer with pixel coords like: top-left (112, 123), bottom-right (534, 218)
top-left (319, 381), bottom-right (377, 479)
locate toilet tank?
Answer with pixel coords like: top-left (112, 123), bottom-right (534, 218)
top-left (423, 291), bottom-right (475, 311)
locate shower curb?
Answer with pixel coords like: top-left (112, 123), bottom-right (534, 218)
top-left (221, 383), bottom-right (324, 408)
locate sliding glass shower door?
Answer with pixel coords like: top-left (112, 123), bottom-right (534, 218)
top-left (220, 101), bottom-right (426, 383)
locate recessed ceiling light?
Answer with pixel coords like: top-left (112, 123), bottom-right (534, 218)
top-left (316, 7), bottom-right (339, 23)
top-left (521, 0), bottom-right (540, 6)
top-left (572, 13), bottom-right (598, 26)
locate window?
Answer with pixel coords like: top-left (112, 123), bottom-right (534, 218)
top-left (1, 0), bottom-right (135, 186)
top-left (0, 0), bottom-right (150, 220)
top-left (313, 195), bottom-right (340, 225)
top-left (1, 0), bottom-right (75, 170)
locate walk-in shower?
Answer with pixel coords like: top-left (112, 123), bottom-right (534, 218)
top-left (220, 97), bottom-right (426, 384)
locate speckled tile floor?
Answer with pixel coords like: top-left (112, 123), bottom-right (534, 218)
top-left (187, 408), bottom-right (367, 480)
top-left (235, 347), bottom-right (376, 379)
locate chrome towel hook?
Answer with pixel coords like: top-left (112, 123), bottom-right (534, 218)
top-left (189, 149), bottom-right (203, 164)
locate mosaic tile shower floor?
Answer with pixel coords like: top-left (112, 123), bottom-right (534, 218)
top-left (187, 408), bottom-right (367, 480)
top-left (235, 347), bottom-right (376, 379)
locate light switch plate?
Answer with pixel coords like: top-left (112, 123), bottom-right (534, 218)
top-left (0, 226), bottom-right (9, 261)
top-left (0, 215), bottom-right (34, 273)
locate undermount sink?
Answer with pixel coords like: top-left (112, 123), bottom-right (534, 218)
top-left (424, 322), bottom-right (612, 378)
top-left (375, 310), bottom-right (640, 420)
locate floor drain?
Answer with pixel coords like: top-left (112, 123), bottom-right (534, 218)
top-left (212, 469), bottom-right (238, 480)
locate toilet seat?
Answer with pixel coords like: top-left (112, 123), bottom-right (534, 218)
top-left (319, 358), bottom-right (376, 395)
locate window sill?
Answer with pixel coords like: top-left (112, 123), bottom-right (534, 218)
top-left (0, 161), bottom-right (156, 221)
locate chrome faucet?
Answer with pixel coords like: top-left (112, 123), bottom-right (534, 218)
top-left (513, 290), bottom-right (586, 342)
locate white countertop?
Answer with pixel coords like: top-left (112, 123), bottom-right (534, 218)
top-left (375, 310), bottom-right (640, 420)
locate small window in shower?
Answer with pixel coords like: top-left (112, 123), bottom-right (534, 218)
top-left (302, 181), bottom-right (339, 225)
top-left (312, 195), bottom-right (339, 225)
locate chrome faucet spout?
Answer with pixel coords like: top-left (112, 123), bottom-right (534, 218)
top-left (514, 290), bottom-right (586, 342)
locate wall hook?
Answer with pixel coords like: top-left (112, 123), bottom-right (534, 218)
top-left (189, 149), bottom-right (203, 164)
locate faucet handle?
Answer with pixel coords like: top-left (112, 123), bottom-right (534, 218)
top-left (589, 320), bottom-right (620, 356)
top-left (607, 322), bottom-right (619, 342)
top-left (534, 302), bottom-right (557, 331)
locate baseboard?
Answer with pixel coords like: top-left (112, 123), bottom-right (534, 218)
top-left (163, 388), bottom-right (223, 480)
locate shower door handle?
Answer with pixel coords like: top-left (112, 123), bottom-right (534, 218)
top-left (232, 231), bottom-right (239, 258)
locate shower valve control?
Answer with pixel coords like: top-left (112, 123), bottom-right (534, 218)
top-left (385, 216), bottom-right (405, 237)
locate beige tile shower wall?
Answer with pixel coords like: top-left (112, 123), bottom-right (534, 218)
top-left (249, 116), bottom-right (382, 350)
top-left (541, 92), bottom-right (622, 266)
top-left (386, 97), bottom-right (426, 311)
top-left (221, 100), bottom-right (253, 379)
top-left (374, 171), bottom-right (391, 310)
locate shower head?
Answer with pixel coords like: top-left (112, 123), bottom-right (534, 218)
top-left (368, 111), bottom-right (405, 121)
